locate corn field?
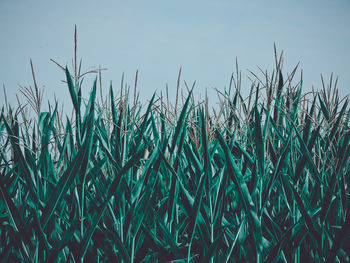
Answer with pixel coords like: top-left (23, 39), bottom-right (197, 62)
top-left (0, 48), bottom-right (349, 262)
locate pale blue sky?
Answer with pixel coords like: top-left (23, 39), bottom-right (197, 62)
top-left (1, 0), bottom-right (349, 110)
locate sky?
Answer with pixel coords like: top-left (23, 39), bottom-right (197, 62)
top-left (0, 0), bottom-right (349, 111)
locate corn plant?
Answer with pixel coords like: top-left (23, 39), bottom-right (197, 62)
top-left (0, 45), bottom-right (349, 262)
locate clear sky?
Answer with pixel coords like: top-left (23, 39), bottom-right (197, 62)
top-left (1, 0), bottom-right (349, 110)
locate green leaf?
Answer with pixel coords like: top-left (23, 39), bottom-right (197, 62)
top-left (40, 133), bottom-right (89, 229)
top-left (216, 129), bottom-right (262, 253)
top-left (0, 170), bottom-right (23, 232)
top-left (254, 106), bottom-right (265, 177)
top-left (318, 93), bottom-right (330, 121)
top-left (325, 202), bottom-right (350, 263)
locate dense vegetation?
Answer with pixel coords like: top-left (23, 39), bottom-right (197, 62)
top-left (0, 48), bottom-right (349, 262)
